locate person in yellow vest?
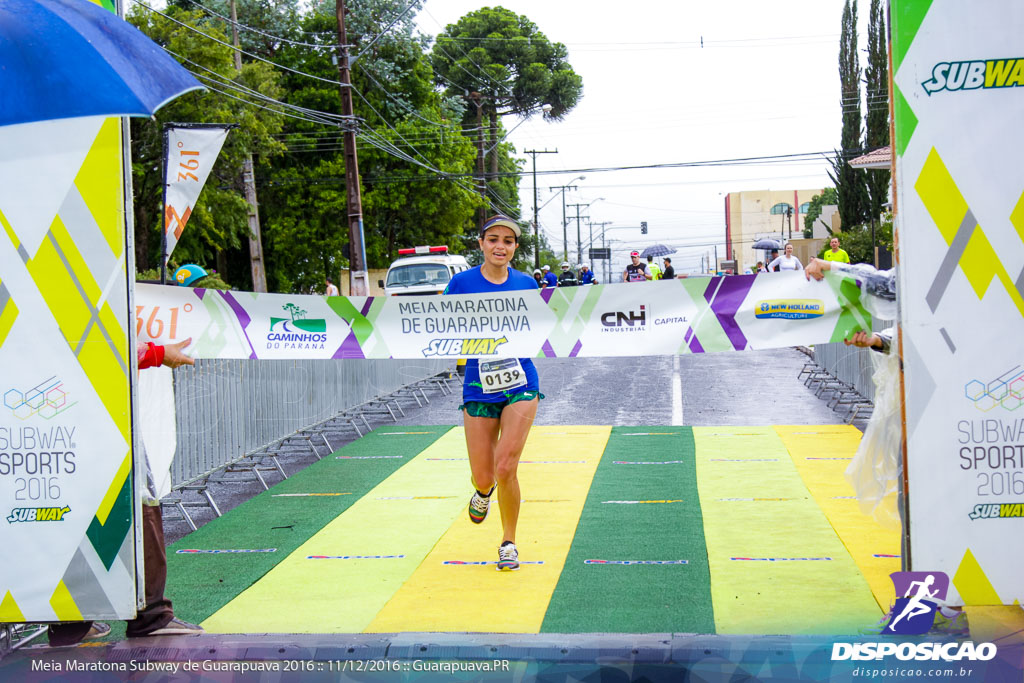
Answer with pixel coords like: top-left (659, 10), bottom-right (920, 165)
top-left (645, 255), bottom-right (662, 280)
top-left (823, 236), bottom-right (851, 264)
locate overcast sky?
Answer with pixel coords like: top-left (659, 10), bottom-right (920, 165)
top-left (415, 1), bottom-right (872, 274)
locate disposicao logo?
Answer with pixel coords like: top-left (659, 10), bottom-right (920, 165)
top-left (755, 299), bottom-right (824, 320)
top-left (883, 571), bottom-right (949, 635)
top-left (8, 506), bottom-right (70, 523)
top-left (922, 58), bottom-right (1024, 95)
top-left (421, 337), bottom-right (508, 357)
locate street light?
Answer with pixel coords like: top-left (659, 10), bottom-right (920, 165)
top-left (548, 175), bottom-right (585, 262)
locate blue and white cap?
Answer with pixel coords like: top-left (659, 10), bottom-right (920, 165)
top-left (480, 215), bottom-right (522, 239)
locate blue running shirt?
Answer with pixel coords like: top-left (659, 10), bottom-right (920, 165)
top-left (443, 266), bottom-right (539, 403)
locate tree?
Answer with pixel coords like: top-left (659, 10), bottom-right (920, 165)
top-left (831, 0), bottom-right (869, 231)
top-left (864, 0), bottom-right (891, 221)
top-left (430, 7), bottom-right (582, 223)
top-left (803, 187), bottom-right (839, 237)
top-left (126, 4), bottom-right (286, 285)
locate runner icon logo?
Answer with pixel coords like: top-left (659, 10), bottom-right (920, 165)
top-left (884, 571), bottom-right (950, 635)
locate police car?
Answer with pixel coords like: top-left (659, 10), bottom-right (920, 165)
top-left (378, 246), bottom-right (469, 297)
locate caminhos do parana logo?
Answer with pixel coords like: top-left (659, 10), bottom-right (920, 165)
top-left (754, 299), bottom-right (824, 320)
top-left (922, 58), bottom-right (1024, 95)
top-left (267, 303), bottom-right (328, 350)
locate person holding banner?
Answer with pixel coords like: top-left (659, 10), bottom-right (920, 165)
top-left (443, 215), bottom-right (542, 572)
top-left (47, 338), bottom-right (204, 645)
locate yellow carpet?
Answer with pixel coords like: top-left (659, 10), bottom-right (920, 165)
top-left (693, 426), bottom-right (881, 634)
top-left (202, 429), bottom-right (471, 633)
top-left (366, 426), bottom-right (611, 633)
top-left (775, 425), bottom-right (900, 613)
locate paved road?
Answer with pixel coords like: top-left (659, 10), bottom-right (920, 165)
top-left (164, 347), bottom-right (848, 543)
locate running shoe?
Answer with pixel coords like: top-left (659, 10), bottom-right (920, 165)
top-left (497, 541), bottom-right (519, 571)
top-left (468, 485), bottom-right (494, 524)
top-left (930, 610), bottom-right (969, 637)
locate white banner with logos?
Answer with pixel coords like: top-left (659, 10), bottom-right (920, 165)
top-left (894, 0), bottom-right (1024, 604)
top-left (135, 272), bottom-right (873, 360)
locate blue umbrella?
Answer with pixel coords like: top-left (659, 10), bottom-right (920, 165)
top-left (639, 244), bottom-right (676, 258)
top-left (0, 0), bottom-right (203, 127)
top-left (751, 238), bottom-right (782, 250)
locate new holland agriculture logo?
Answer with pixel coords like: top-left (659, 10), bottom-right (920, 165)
top-left (922, 58), bottom-right (1024, 95)
top-left (267, 303), bottom-right (327, 350)
top-left (421, 337), bottom-right (508, 357)
top-left (7, 505), bottom-right (70, 523)
top-left (754, 299), bottom-right (824, 320)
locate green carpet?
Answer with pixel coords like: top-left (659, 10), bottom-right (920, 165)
top-left (162, 427), bottom-right (451, 623)
top-left (540, 427), bottom-right (715, 633)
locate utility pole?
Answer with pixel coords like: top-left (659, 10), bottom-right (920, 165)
top-left (229, 0), bottom-right (267, 292)
top-left (335, 0), bottom-right (369, 295)
top-left (567, 203), bottom-right (589, 265)
top-left (591, 220), bottom-right (611, 275)
top-left (524, 149), bottom-right (557, 269)
top-left (548, 182), bottom-right (581, 263)
top-left (471, 92), bottom-right (487, 232)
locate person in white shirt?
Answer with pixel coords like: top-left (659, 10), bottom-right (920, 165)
top-left (768, 243), bottom-right (803, 272)
top-left (324, 277), bottom-right (339, 296)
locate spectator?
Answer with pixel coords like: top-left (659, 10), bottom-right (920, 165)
top-left (661, 257), bottom-right (675, 280)
top-left (578, 263), bottom-right (597, 285)
top-left (646, 255), bottom-right (662, 280)
top-left (324, 277), bottom-right (339, 296)
top-left (48, 338), bottom-right (204, 646)
top-left (622, 250), bottom-right (651, 282)
top-left (755, 261), bottom-right (766, 273)
top-left (823, 236), bottom-right (851, 264)
top-left (766, 249), bottom-right (780, 271)
top-left (768, 243), bottom-right (803, 272)
top-left (557, 262), bottom-right (579, 287)
top-left (542, 264), bottom-right (558, 289)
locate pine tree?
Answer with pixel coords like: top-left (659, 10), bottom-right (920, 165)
top-left (831, 0), bottom-right (869, 231)
top-left (864, 0), bottom-right (891, 222)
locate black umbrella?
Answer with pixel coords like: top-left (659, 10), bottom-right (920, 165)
top-left (751, 238), bottom-right (782, 250)
top-left (639, 244), bottom-right (676, 258)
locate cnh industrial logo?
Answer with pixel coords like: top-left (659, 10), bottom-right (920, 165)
top-left (831, 571), bottom-right (997, 663)
top-left (600, 305), bottom-right (646, 330)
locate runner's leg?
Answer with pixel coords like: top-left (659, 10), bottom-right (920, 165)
top-left (494, 398), bottom-right (539, 543)
top-left (463, 411), bottom-right (500, 493)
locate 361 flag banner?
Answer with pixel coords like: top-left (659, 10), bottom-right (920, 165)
top-left (162, 124), bottom-right (231, 269)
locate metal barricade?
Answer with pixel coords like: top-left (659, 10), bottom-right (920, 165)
top-left (168, 359), bottom-right (451, 489)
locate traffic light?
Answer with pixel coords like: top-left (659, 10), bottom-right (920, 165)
top-left (640, 221), bottom-right (648, 234)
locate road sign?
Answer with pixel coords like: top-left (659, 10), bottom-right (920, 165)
top-left (589, 247), bottom-right (611, 260)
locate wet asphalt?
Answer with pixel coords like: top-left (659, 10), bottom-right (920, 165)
top-left (163, 347), bottom-right (849, 544)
